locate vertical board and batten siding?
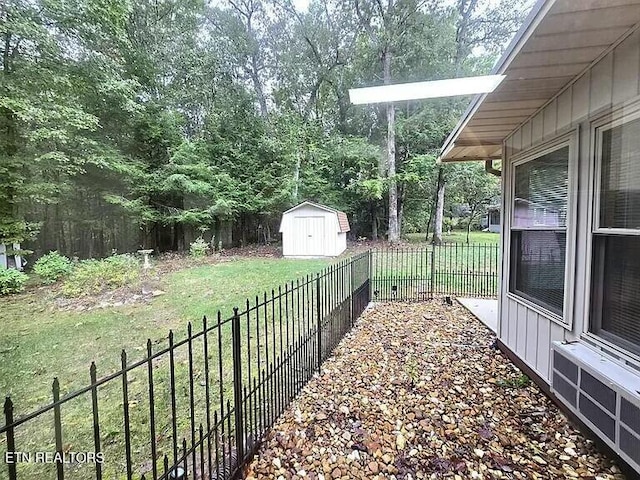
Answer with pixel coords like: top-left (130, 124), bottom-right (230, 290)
top-left (336, 232), bottom-right (347, 256)
top-left (501, 28), bottom-right (640, 384)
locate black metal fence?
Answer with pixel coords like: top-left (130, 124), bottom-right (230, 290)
top-left (1, 251), bottom-right (371, 480)
top-left (371, 244), bottom-right (500, 301)
top-left (0, 245), bottom-right (497, 480)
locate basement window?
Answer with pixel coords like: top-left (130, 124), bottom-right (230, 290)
top-left (509, 145), bottom-right (570, 317)
top-left (591, 114), bottom-right (640, 355)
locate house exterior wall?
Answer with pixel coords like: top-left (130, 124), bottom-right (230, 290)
top-left (487, 209), bottom-right (501, 233)
top-left (336, 232), bottom-right (347, 256)
top-left (281, 204), bottom-right (343, 258)
top-left (500, 27), bottom-right (640, 383)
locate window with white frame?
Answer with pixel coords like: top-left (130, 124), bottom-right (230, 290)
top-left (509, 145), bottom-right (569, 316)
top-left (591, 115), bottom-right (640, 355)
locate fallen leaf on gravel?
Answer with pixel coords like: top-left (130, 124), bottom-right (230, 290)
top-left (244, 301), bottom-right (627, 480)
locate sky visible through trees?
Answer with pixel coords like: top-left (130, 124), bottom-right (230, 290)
top-left (0, 0), bottom-right (531, 260)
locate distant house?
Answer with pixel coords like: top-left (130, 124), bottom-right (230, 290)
top-left (0, 243), bottom-right (24, 270)
top-left (279, 201), bottom-right (350, 258)
top-left (486, 206), bottom-right (501, 233)
top-left (439, 0), bottom-right (640, 474)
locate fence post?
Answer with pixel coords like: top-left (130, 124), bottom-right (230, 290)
top-left (52, 378), bottom-right (65, 480)
top-left (350, 258), bottom-right (355, 325)
top-left (4, 397), bottom-right (17, 480)
top-left (316, 274), bottom-right (322, 369)
top-left (430, 246), bottom-right (436, 299)
top-left (231, 307), bottom-right (245, 464)
top-left (368, 249), bottom-right (372, 302)
top-left (367, 250), bottom-right (373, 303)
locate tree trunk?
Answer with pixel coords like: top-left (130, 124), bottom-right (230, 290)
top-left (383, 48), bottom-right (399, 243)
top-left (250, 59), bottom-right (268, 118)
top-left (455, 0), bottom-right (479, 75)
top-left (432, 166), bottom-right (445, 245)
top-left (293, 150), bottom-right (301, 202)
top-left (466, 203), bottom-right (478, 244)
top-left (398, 184), bottom-right (405, 235)
top-left (371, 203), bottom-right (378, 240)
top-left (245, 9), bottom-right (268, 118)
top-left (425, 212), bottom-right (432, 242)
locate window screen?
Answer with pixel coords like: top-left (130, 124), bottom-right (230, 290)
top-left (510, 146), bottom-right (569, 316)
top-left (591, 116), bottom-right (640, 354)
top-left (511, 231), bottom-right (566, 314)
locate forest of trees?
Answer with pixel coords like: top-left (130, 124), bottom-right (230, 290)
top-left (1, 0), bottom-right (528, 260)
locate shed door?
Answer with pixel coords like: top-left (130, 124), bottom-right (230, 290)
top-left (293, 216), bottom-right (325, 256)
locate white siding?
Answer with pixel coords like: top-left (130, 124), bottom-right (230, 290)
top-left (501, 30), bottom-right (640, 383)
top-left (336, 232), bottom-right (347, 256)
top-left (280, 204), bottom-right (347, 258)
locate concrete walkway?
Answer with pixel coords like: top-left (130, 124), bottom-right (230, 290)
top-left (457, 297), bottom-right (498, 333)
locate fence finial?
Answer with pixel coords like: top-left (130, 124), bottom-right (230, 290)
top-left (3, 396), bottom-right (12, 414)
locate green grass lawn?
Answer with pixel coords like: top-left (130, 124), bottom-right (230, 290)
top-left (405, 230), bottom-right (501, 244)
top-left (1, 257), bottom-right (329, 410)
top-left (0, 256), bottom-right (330, 479)
top-left (371, 241), bottom-right (500, 300)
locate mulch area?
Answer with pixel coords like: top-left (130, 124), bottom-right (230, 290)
top-left (244, 301), bottom-right (626, 480)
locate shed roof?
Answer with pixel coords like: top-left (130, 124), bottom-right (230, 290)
top-left (439, 0), bottom-right (640, 163)
top-left (282, 201), bottom-right (351, 232)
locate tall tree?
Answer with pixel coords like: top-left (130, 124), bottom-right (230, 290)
top-left (1, 0), bottom-right (134, 254)
top-left (353, 0), bottom-right (429, 243)
top-left (431, 0), bottom-right (530, 245)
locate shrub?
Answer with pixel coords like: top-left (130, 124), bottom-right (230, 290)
top-left (189, 237), bottom-right (210, 258)
top-left (0, 269), bottom-right (28, 295)
top-left (33, 251), bottom-right (74, 284)
top-left (62, 254), bottom-right (140, 297)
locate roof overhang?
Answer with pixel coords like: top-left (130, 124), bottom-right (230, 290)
top-left (348, 75), bottom-right (505, 104)
top-left (439, 0), bottom-right (640, 163)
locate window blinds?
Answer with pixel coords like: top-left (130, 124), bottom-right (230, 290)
top-left (594, 236), bottom-right (640, 352)
top-left (514, 146), bottom-right (569, 229)
top-left (511, 230), bottom-right (566, 314)
top-left (600, 118), bottom-right (640, 230)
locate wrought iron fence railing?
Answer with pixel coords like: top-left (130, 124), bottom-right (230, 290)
top-left (0, 244), bottom-right (498, 480)
top-left (371, 244), bottom-right (500, 301)
top-left (1, 252), bottom-right (371, 480)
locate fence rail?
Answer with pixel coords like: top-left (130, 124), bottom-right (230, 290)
top-left (1, 244), bottom-right (497, 480)
top-left (371, 244), bottom-right (500, 301)
top-left (1, 251), bottom-right (371, 480)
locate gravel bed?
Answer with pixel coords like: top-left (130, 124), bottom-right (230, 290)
top-left (244, 301), bottom-right (627, 480)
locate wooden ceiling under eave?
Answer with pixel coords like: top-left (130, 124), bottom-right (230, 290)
top-left (439, 0), bottom-right (640, 163)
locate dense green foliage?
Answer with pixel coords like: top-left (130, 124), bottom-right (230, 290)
top-left (62, 254), bottom-right (140, 296)
top-left (1, 0), bottom-right (527, 259)
top-left (33, 251), bottom-right (74, 284)
top-left (0, 268), bottom-right (27, 294)
top-left (189, 237), bottom-right (210, 257)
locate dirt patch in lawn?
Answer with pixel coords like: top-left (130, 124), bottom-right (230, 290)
top-left (244, 301), bottom-right (626, 480)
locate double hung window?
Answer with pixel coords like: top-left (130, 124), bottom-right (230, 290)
top-left (510, 145), bottom-right (570, 317)
top-left (591, 115), bottom-right (640, 355)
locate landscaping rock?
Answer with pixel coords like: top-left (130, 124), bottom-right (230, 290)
top-left (244, 302), bottom-right (627, 479)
